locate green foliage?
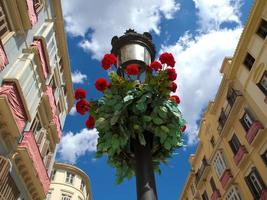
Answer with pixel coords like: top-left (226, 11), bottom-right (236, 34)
top-left (91, 72), bottom-right (186, 184)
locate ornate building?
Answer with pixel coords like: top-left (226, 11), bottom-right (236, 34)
top-left (180, 0), bottom-right (267, 200)
top-left (0, 0), bottom-right (74, 199)
top-left (47, 163), bottom-right (92, 200)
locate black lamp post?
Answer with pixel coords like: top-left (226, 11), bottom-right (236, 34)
top-left (111, 30), bottom-right (157, 200)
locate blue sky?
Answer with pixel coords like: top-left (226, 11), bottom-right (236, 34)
top-left (58, 0), bottom-right (253, 199)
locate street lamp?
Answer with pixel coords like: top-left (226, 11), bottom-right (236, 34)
top-left (111, 29), bottom-right (157, 200)
top-left (111, 29), bottom-right (156, 82)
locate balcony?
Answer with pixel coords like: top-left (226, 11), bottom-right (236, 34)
top-left (16, 0), bottom-right (37, 29)
top-left (246, 121), bottom-right (264, 144)
top-left (31, 39), bottom-right (50, 79)
top-left (219, 169), bottom-right (233, 188)
top-left (44, 86), bottom-right (62, 141)
top-left (260, 189), bottom-right (267, 200)
top-left (18, 131), bottom-right (50, 197)
top-left (0, 83), bottom-right (28, 137)
top-left (3, 53), bottom-right (43, 121)
top-left (233, 145), bottom-right (248, 166)
top-left (211, 190), bottom-right (221, 200)
top-left (195, 158), bottom-right (210, 187)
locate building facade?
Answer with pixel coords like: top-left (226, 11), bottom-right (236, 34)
top-left (0, 0), bottom-right (74, 199)
top-left (180, 0), bottom-right (267, 200)
top-left (47, 163), bottom-right (92, 200)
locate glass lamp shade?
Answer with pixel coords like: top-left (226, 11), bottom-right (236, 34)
top-left (111, 30), bottom-right (156, 81)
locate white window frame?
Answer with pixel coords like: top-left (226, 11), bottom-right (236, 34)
top-left (61, 193), bottom-right (72, 200)
top-left (213, 151), bottom-right (227, 177)
top-left (65, 172), bottom-right (75, 184)
top-left (225, 186), bottom-right (242, 200)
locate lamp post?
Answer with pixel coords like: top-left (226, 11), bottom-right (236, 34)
top-left (111, 29), bottom-right (157, 200)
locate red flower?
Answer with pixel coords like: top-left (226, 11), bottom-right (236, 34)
top-left (74, 88), bottom-right (87, 100)
top-left (126, 64), bottom-right (139, 75)
top-left (85, 115), bottom-right (95, 129)
top-left (170, 82), bottom-right (177, 92)
top-left (159, 52), bottom-right (175, 67)
top-left (170, 95), bottom-right (180, 104)
top-left (166, 68), bottom-right (177, 81)
top-left (181, 125), bottom-right (187, 132)
top-left (76, 99), bottom-right (90, 115)
top-left (149, 61), bottom-right (162, 71)
top-left (95, 78), bottom-right (109, 92)
top-left (101, 54), bottom-right (117, 70)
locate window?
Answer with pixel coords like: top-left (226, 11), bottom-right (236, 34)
top-left (261, 150), bottom-right (267, 166)
top-left (80, 180), bottom-right (85, 191)
top-left (190, 184), bottom-right (195, 195)
top-left (240, 111), bottom-right (254, 132)
top-left (65, 172), bottom-right (75, 184)
top-left (30, 115), bottom-right (42, 133)
top-left (210, 136), bottom-right (215, 148)
top-left (245, 167), bottom-right (266, 199)
top-left (225, 186), bottom-right (242, 200)
top-left (229, 134), bottom-right (241, 155)
top-left (257, 71), bottom-right (267, 95)
top-left (218, 109), bottom-right (227, 131)
top-left (210, 177), bottom-right (217, 192)
top-left (213, 151), bottom-right (227, 177)
top-left (243, 53), bottom-right (255, 70)
top-left (61, 193), bottom-right (71, 200)
top-left (0, 2), bottom-right (10, 39)
top-left (51, 170), bottom-right (56, 181)
top-left (257, 19), bottom-right (267, 39)
top-left (201, 191), bottom-right (209, 200)
top-left (227, 88), bottom-right (237, 107)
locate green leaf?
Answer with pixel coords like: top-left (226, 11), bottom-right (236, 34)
top-left (110, 111), bottom-right (121, 125)
top-left (123, 95), bottom-right (134, 102)
top-left (152, 117), bottom-right (163, 125)
top-left (143, 116), bottom-right (152, 122)
top-left (136, 103), bottom-right (146, 112)
top-left (160, 125), bottom-right (169, 133)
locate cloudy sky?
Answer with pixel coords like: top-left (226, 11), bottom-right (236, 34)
top-left (58, 0), bottom-right (253, 199)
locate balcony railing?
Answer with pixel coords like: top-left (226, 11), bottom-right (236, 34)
top-left (233, 145), bottom-right (248, 166)
top-left (195, 158), bottom-right (209, 185)
top-left (0, 82), bottom-right (28, 133)
top-left (19, 131), bottom-right (50, 194)
top-left (246, 121), bottom-right (264, 144)
top-left (219, 169), bottom-right (233, 188)
top-left (45, 86), bottom-right (62, 139)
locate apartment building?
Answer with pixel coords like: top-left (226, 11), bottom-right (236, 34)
top-left (47, 163), bottom-right (92, 200)
top-left (0, 0), bottom-right (74, 199)
top-left (180, 0), bottom-right (267, 200)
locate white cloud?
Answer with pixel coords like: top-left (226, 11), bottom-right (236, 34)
top-left (193, 0), bottom-right (242, 30)
top-left (62, 0), bottom-right (180, 59)
top-left (58, 129), bottom-right (99, 163)
top-left (71, 70), bottom-right (87, 84)
top-left (161, 28), bottom-right (242, 145)
top-left (69, 106), bottom-right (77, 116)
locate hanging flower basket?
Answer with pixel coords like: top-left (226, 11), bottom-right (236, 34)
top-left (75, 52), bottom-right (186, 183)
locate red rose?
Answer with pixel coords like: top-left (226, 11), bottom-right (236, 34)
top-left (85, 115), bottom-right (95, 129)
top-left (149, 61), bottom-right (162, 71)
top-left (169, 95), bottom-right (180, 104)
top-left (74, 88), bottom-right (87, 100)
top-left (181, 125), bottom-right (186, 132)
top-left (126, 64), bottom-right (139, 75)
top-left (95, 78), bottom-right (109, 92)
top-left (101, 54), bottom-right (117, 70)
top-left (166, 68), bottom-right (177, 81)
top-left (170, 82), bottom-right (177, 92)
top-left (159, 52), bottom-right (175, 67)
top-left (76, 99), bottom-right (90, 115)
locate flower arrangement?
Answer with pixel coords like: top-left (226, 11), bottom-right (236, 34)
top-left (75, 52), bottom-right (186, 183)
